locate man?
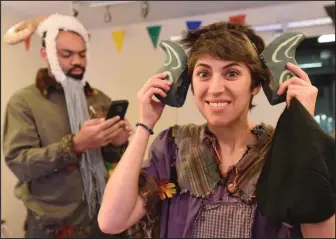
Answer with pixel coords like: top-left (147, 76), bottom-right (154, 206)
top-left (2, 14), bottom-right (131, 238)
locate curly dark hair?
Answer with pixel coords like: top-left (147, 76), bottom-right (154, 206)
top-left (180, 21), bottom-right (269, 109)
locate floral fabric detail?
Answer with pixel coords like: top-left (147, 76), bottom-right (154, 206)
top-left (46, 224), bottom-right (91, 238)
top-left (59, 134), bottom-right (77, 161)
top-left (155, 179), bottom-right (177, 200)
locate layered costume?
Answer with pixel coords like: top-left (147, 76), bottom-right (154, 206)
top-left (132, 108), bottom-right (334, 238)
top-left (128, 124), bottom-right (302, 238)
top-left (125, 27), bottom-right (335, 238)
top-left (3, 14), bottom-right (127, 237)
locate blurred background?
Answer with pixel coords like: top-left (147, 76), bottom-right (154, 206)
top-left (1, 1), bottom-right (335, 237)
top-left (296, 35), bottom-right (335, 136)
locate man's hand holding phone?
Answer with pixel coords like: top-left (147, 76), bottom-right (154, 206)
top-left (72, 116), bottom-right (130, 153)
top-left (73, 100), bottom-right (132, 153)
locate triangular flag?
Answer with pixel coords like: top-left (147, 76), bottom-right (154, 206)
top-left (24, 37), bottom-right (31, 51)
top-left (186, 21), bottom-right (202, 31)
top-left (112, 30), bottom-right (125, 53)
top-left (229, 14), bottom-right (246, 25)
top-left (147, 25), bottom-right (161, 49)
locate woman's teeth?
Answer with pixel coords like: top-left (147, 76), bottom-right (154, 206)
top-left (208, 102), bottom-right (229, 107)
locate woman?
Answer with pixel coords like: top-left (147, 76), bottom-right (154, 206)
top-left (98, 22), bottom-right (335, 238)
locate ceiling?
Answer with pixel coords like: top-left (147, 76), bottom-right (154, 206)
top-left (1, 1), bottom-right (297, 29)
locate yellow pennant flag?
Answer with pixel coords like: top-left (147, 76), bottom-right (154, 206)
top-left (112, 30), bottom-right (125, 53)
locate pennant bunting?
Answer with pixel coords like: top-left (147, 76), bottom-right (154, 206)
top-left (112, 30), bottom-right (125, 53)
top-left (24, 37), bottom-right (31, 51)
top-left (147, 25), bottom-right (161, 48)
top-left (186, 20), bottom-right (202, 31)
top-left (228, 14), bottom-right (246, 25)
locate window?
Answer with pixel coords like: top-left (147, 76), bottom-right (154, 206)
top-left (296, 36), bottom-right (335, 136)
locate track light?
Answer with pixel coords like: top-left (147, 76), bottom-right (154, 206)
top-left (141, 1), bottom-right (149, 19)
top-left (70, 1), bottom-right (79, 17)
top-left (318, 34), bottom-right (335, 43)
top-left (104, 5), bottom-right (112, 23)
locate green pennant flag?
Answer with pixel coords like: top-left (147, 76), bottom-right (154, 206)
top-left (147, 25), bottom-right (161, 49)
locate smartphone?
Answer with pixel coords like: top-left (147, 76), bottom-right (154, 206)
top-left (105, 100), bottom-right (129, 120)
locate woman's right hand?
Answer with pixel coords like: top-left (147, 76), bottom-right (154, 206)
top-left (136, 72), bottom-right (172, 129)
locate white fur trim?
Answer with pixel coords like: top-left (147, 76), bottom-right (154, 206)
top-left (36, 14), bottom-right (90, 84)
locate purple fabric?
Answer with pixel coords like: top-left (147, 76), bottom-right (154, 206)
top-left (142, 128), bottom-right (301, 238)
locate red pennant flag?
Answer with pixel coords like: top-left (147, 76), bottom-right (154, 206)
top-left (229, 14), bottom-right (246, 25)
top-left (24, 37), bottom-right (31, 51)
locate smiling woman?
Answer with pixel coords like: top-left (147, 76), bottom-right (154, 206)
top-left (98, 21), bottom-right (335, 238)
top-left (185, 25), bottom-right (268, 113)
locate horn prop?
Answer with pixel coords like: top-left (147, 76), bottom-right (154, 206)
top-left (260, 32), bottom-right (306, 105)
top-left (155, 40), bottom-right (190, 107)
top-left (3, 15), bottom-right (48, 45)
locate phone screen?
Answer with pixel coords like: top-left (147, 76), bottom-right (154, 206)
top-left (105, 100), bottom-right (129, 120)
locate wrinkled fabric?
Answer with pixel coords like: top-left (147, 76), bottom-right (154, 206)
top-left (132, 125), bottom-right (302, 238)
top-left (256, 98), bottom-right (335, 225)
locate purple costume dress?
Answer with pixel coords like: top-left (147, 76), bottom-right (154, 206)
top-left (127, 123), bottom-right (302, 238)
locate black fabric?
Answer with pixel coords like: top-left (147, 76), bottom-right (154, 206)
top-left (256, 98), bottom-right (335, 225)
top-left (101, 141), bottom-right (129, 163)
top-left (89, 215), bottom-right (123, 238)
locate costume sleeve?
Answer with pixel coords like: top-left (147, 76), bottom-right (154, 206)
top-left (2, 94), bottom-right (78, 182)
top-left (124, 128), bottom-right (176, 238)
top-left (140, 128), bottom-right (175, 213)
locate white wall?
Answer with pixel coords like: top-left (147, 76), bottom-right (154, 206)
top-left (1, 13), bottom-right (45, 238)
top-left (1, 1), bottom-right (334, 237)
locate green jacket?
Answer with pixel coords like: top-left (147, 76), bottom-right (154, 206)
top-left (2, 68), bottom-right (127, 230)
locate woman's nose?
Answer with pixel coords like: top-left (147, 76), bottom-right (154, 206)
top-left (208, 74), bottom-right (226, 95)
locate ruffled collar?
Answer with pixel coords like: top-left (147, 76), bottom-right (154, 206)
top-left (174, 123), bottom-right (274, 203)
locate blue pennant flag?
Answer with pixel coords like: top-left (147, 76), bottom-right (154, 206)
top-left (186, 21), bottom-right (202, 31)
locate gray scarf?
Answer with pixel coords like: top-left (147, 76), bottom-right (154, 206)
top-left (60, 78), bottom-right (107, 218)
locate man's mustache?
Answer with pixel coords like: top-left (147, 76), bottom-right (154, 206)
top-left (68, 66), bottom-right (85, 74)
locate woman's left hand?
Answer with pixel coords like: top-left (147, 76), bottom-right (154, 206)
top-left (277, 62), bottom-right (318, 116)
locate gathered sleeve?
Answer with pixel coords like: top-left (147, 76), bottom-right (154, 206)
top-left (125, 127), bottom-right (177, 238)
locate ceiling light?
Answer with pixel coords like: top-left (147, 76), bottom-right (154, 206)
top-left (254, 24), bottom-right (282, 32)
top-left (104, 5), bottom-right (112, 23)
top-left (320, 50), bottom-right (332, 59)
top-left (314, 115), bottom-right (321, 123)
top-left (318, 34), bottom-right (335, 43)
top-left (298, 62), bottom-right (323, 69)
top-left (288, 18), bottom-right (332, 28)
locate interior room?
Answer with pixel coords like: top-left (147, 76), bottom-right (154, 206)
top-left (1, 1), bottom-right (335, 237)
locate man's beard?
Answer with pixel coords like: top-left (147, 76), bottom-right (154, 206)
top-left (60, 76), bottom-right (108, 219)
top-left (66, 65), bottom-right (86, 80)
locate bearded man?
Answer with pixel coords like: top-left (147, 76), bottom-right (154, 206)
top-left (2, 14), bottom-right (131, 238)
